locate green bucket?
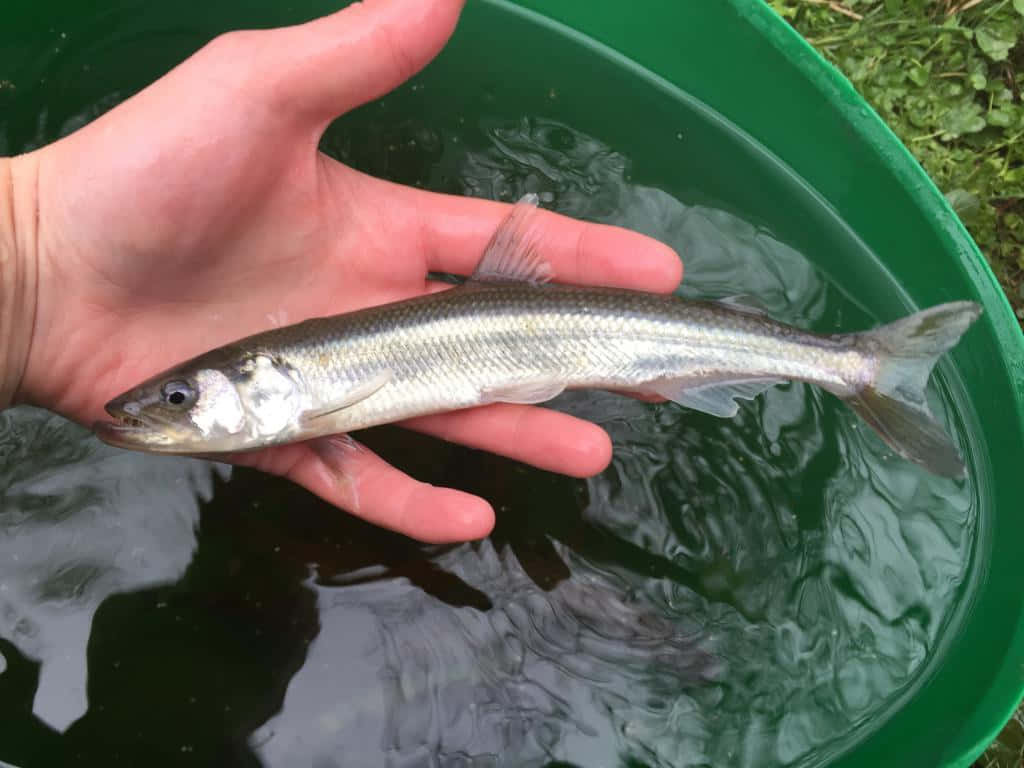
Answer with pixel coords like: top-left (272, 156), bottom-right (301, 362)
top-left (1, 1), bottom-right (1022, 766)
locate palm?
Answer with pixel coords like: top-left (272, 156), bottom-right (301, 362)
top-left (21, 0), bottom-right (681, 543)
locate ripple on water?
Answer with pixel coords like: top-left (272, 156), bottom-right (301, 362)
top-left (251, 118), bottom-right (976, 767)
top-left (0, 115), bottom-right (976, 767)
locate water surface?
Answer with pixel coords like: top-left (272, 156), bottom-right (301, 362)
top-left (0, 115), bottom-right (976, 767)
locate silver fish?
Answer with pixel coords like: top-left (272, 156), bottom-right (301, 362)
top-left (95, 195), bottom-right (981, 477)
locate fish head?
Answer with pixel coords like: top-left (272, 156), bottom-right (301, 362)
top-left (94, 353), bottom-right (302, 454)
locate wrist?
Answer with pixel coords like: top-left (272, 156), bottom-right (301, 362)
top-left (0, 153), bottom-right (40, 409)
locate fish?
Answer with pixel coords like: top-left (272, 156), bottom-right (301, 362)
top-left (94, 194), bottom-right (982, 477)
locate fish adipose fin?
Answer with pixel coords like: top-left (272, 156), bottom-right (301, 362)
top-left (713, 294), bottom-right (771, 317)
top-left (647, 377), bottom-right (785, 418)
top-left (470, 193), bottom-right (554, 285)
top-left (300, 370), bottom-right (393, 424)
top-left (846, 300), bottom-right (982, 478)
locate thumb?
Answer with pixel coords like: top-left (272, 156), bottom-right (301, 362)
top-left (272, 0), bottom-right (466, 125)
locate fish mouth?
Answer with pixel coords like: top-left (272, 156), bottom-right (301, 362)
top-left (93, 405), bottom-right (176, 451)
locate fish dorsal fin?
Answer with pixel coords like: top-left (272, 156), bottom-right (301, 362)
top-left (647, 376), bottom-right (784, 418)
top-left (470, 193), bottom-right (553, 285)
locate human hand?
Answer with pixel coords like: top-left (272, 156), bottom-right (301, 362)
top-left (4, 0), bottom-right (681, 543)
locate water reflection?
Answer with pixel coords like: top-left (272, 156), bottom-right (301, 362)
top-left (0, 407), bottom-right (221, 735)
top-left (0, 114), bottom-right (976, 768)
top-left (252, 491), bottom-right (717, 768)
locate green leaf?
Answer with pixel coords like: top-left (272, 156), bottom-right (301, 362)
top-left (1013, 0), bottom-right (1024, 17)
top-left (940, 101), bottom-right (986, 138)
top-left (1005, 167), bottom-right (1024, 184)
top-left (975, 25), bottom-right (1017, 62)
top-left (990, 86), bottom-right (1014, 105)
top-left (768, 0), bottom-right (797, 19)
top-left (969, 72), bottom-right (987, 90)
top-left (988, 109), bottom-right (1014, 127)
top-left (909, 65), bottom-right (929, 86)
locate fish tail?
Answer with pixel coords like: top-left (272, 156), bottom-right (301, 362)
top-left (844, 301), bottom-right (982, 477)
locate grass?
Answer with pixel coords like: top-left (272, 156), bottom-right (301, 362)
top-left (772, 0), bottom-right (1024, 327)
top-left (769, 2), bottom-right (1023, 764)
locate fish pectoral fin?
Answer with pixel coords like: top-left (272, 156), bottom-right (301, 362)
top-left (469, 194), bottom-right (554, 285)
top-left (480, 379), bottom-right (566, 405)
top-left (646, 377), bottom-right (784, 418)
top-left (300, 370), bottom-right (393, 424)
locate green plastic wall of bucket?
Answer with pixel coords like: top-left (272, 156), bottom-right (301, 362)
top-left (489, 0), bottom-right (1024, 765)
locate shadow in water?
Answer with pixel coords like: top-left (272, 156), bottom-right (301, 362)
top-left (2, 467), bottom-right (318, 766)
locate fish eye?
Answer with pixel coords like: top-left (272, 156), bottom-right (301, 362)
top-left (161, 380), bottom-right (196, 408)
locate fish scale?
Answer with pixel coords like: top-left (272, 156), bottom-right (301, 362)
top-left (237, 284), bottom-right (862, 436)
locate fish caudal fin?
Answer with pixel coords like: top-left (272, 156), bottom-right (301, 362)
top-left (846, 301), bottom-right (982, 477)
